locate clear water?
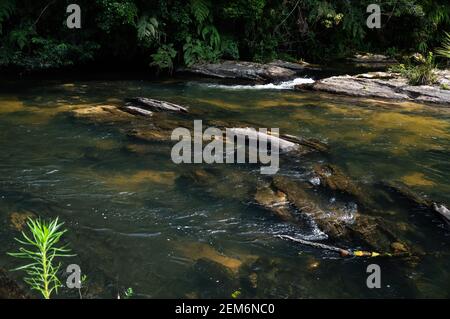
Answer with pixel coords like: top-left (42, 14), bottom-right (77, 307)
top-left (0, 77), bottom-right (449, 298)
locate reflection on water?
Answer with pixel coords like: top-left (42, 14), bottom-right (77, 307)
top-left (0, 78), bottom-right (449, 298)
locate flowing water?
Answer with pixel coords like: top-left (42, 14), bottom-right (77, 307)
top-left (0, 76), bottom-right (449, 298)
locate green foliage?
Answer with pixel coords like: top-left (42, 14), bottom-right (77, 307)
top-left (151, 44), bottom-right (177, 73)
top-left (1, 0), bottom-right (450, 70)
top-left (436, 32), bottom-right (450, 59)
top-left (183, 36), bottom-right (220, 66)
top-left (389, 52), bottom-right (438, 86)
top-left (8, 217), bottom-right (73, 299)
top-left (231, 289), bottom-right (241, 299)
top-left (124, 287), bottom-right (134, 299)
top-left (0, 0), bottom-right (15, 35)
top-left (220, 37), bottom-right (240, 60)
top-left (96, 0), bottom-right (138, 32)
top-left (137, 15), bottom-right (160, 46)
top-left (190, 0), bottom-right (210, 24)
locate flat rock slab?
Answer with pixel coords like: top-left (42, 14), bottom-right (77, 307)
top-left (296, 72), bottom-right (450, 105)
top-left (268, 59), bottom-right (321, 72)
top-left (125, 97), bottom-right (188, 113)
top-left (180, 60), bottom-right (296, 82)
top-left (347, 53), bottom-right (397, 69)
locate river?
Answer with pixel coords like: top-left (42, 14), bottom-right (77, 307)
top-left (0, 76), bottom-right (449, 298)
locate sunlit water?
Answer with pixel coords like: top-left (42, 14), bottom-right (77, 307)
top-left (0, 77), bottom-right (449, 298)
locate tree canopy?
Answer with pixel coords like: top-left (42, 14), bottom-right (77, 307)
top-left (1, 0), bottom-right (449, 71)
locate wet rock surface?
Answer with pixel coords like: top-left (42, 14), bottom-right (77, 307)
top-left (381, 181), bottom-right (450, 225)
top-left (68, 93), bottom-right (440, 259)
top-left (268, 59), bottom-right (322, 72)
top-left (296, 71), bottom-right (450, 105)
top-left (124, 97), bottom-right (189, 113)
top-left (311, 164), bottom-right (373, 208)
top-left (272, 176), bottom-right (355, 240)
top-left (71, 105), bottom-right (135, 124)
top-left (260, 175), bottom-right (405, 253)
top-left (254, 185), bottom-right (293, 222)
top-left (179, 60), bottom-right (296, 82)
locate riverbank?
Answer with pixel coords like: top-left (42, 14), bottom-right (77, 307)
top-left (177, 59), bottom-right (450, 105)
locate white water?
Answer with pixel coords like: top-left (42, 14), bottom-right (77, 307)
top-left (196, 77), bottom-right (315, 90)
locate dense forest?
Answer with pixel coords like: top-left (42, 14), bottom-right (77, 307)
top-left (0, 0), bottom-right (450, 72)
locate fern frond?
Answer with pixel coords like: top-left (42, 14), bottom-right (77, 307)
top-left (137, 15), bottom-right (159, 44)
top-left (190, 0), bottom-right (210, 24)
top-left (0, 0), bottom-right (15, 34)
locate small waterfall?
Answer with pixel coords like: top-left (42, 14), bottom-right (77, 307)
top-left (197, 77), bottom-right (315, 90)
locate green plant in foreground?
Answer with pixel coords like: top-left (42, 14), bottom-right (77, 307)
top-left (8, 217), bottom-right (72, 299)
top-left (124, 287), bottom-right (134, 299)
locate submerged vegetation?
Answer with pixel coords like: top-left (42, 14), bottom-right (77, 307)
top-left (8, 217), bottom-right (73, 299)
top-left (0, 0), bottom-right (450, 72)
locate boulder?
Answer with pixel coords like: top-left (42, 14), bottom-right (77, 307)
top-left (311, 164), bottom-right (373, 208)
top-left (296, 73), bottom-right (450, 105)
top-left (226, 127), bottom-right (300, 153)
top-left (267, 176), bottom-right (403, 252)
top-left (180, 60), bottom-right (296, 82)
top-left (268, 60), bottom-right (321, 72)
top-left (254, 185), bottom-right (294, 222)
top-left (272, 176), bottom-right (353, 239)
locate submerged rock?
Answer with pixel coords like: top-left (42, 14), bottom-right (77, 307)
top-left (266, 176), bottom-right (404, 252)
top-left (381, 181), bottom-right (433, 209)
top-left (0, 269), bottom-right (29, 299)
top-left (176, 242), bottom-right (257, 274)
top-left (311, 164), bottom-right (372, 207)
top-left (71, 105), bottom-right (134, 123)
top-left (181, 168), bottom-right (253, 202)
top-left (281, 134), bottom-right (329, 154)
top-left (9, 211), bottom-right (35, 231)
top-left (382, 181), bottom-right (450, 225)
top-left (180, 60), bottom-right (296, 82)
top-left (128, 127), bottom-right (173, 142)
top-left (254, 185), bottom-right (294, 222)
top-left (272, 176), bottom-right (352, 239)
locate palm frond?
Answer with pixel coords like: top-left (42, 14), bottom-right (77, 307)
top-left (436, 32), bottom-right (450, 59)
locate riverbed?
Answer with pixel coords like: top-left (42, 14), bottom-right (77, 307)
top-left (0, 76), bottom-right (449, 298)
